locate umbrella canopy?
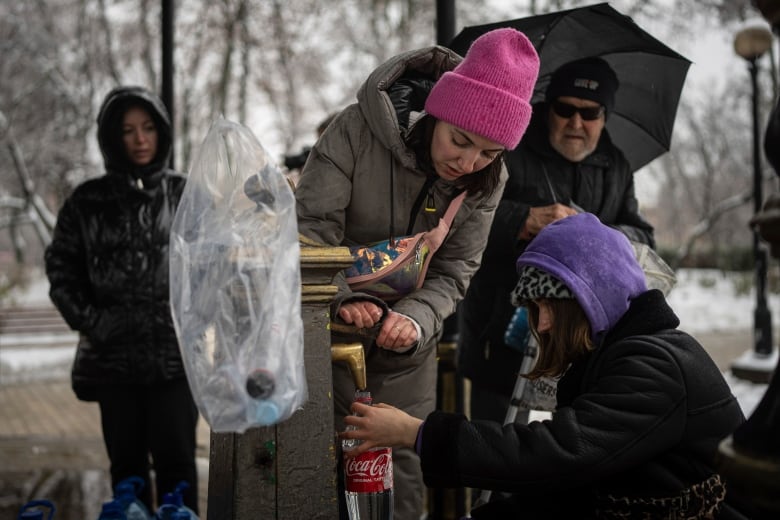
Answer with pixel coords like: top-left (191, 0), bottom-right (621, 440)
top-left (448, 3), bottom-right (691, 172)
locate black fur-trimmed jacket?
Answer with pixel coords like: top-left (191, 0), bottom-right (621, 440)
top-left (44, 87), bottom-right (186, 399)
top-left (422, 290), bottom-right (748, 519)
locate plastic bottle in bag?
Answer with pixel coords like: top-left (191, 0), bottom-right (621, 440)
top-left (114, 476), bottom-right (151, 520)
top-left (169, 118), bottom-right (306, 433)
top-left (342, 390), bottom-right (394, 520)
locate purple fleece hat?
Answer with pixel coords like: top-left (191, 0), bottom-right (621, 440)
top-left (516, 213), bottom-right (647, 342)
top-left (425, 28), bottom-right (539, 149)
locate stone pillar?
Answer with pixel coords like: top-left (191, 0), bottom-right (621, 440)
top-left (206, 240), bottom-right (353, 519)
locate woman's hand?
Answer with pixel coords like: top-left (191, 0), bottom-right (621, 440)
top-left (340, 402), bottom-right (423, 458)
top-left (376, 311), bottom-right (418, 351)
top-left (338, 304), bottom-right (417, 351)
top-left (338, 301), bottom-right (384, 328)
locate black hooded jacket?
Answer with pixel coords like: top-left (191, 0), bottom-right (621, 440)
top-left (459, 103), bottom-right (655, 395)
top-left (44, 86), bottom-right (186, 397)
top-left (425, 291), bottom-right (747, 518)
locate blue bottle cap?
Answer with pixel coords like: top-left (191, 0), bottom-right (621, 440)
top-left (17, 499), bottom-right (55, 520)
top-left (161, 492), bottom-right (182, 507)
top-left (252, 399), bottom-right (280, 425)
top-left (98, 500), bottom-right (127, 519)
top-left (18, 512), bottom-right (43, 520)
top-left (115, 476), bottom-right (145, 496)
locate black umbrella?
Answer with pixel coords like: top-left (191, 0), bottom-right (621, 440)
top-left (449, 2), bottom-right (691, 172)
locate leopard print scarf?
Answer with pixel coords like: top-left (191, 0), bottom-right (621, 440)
top-left (594, 473), bottom-right (727, 520)
top-left (512, 265), bottom-right (573, 306)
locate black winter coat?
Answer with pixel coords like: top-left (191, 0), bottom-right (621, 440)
top-left (424, 290), bottom-right (747, 518)
top-left (459, 104), bottom-right (655, 395)
top-left (44, 87), bottom-right (186, 399)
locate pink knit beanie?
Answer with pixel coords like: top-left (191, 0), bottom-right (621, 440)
top-left (425, 28), bottom-right (539, 150)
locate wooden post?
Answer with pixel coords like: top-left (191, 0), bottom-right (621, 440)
top-left (207, 241), bottom-right (353, 519)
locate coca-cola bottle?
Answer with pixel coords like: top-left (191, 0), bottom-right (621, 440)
top-left (342, 390), bottom-right (394, 520)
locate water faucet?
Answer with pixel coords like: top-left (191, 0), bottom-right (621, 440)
top-left (331, 343), bottom-right (366, 390)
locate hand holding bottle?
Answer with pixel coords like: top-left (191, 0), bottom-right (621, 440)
top-left (341, 391), bottom-right (395, 520)
top-left (340, 402), bottom-right (423, 458)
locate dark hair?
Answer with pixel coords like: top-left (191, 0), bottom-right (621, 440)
top-left (405, 115), bottom-right (504, 198)
top-left (525, 299), bottom-right (594, 379)
top-left (109, 100), bottom-right (163, 164)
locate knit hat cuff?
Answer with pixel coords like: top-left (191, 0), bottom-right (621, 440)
top-left (545, 57), bottom-right (619, 114)
top-left (425, 72), bottom-right (532, 150)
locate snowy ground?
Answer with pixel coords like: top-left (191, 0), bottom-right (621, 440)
top-left (1, 268), bottom-right (776, 418)
top-left (666, 269), bottom-right (780, 334)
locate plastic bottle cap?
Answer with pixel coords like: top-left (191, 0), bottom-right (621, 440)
top-left (252, 400), bottom-right (280, 425)
top-left (18, 500), bottom-right (55, 520)
top-left (161, 492), bottom-right (182, 507)
top-left (98, 500), bottom-right (126, 519)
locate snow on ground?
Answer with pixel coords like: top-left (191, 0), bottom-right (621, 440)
top-left (666, 269), bottom-right (780, 334)
top-left (2, 269), bottom-right (52, 307)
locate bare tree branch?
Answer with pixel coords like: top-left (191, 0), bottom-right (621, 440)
top-left (139, 0), bottom-right (158, 88)
top-left (673, 189), bottom-right (753, 268)
top-left (2, 119), bottom-right (56, 242)
top-left (96, 0), bottom-right (121, 84)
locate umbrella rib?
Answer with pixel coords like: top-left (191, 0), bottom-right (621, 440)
top-left (535, 15), bottom-right (566, 56)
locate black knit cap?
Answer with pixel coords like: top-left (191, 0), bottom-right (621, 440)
top-left (545, 57), bottom-right (619, 115)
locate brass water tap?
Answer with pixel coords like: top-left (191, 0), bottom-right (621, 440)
top-left (331, 343), bottom-right (366, 390)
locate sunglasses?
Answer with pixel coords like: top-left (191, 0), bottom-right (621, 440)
top-left (551, 101), bottom-right (605, 121)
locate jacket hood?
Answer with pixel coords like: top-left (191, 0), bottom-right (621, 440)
top-left (96, 86), bottom-right (172, 177)
top-left (516, 212), bottom-right (647, 343)
top-left (356, 46), bottom-right (461, 169)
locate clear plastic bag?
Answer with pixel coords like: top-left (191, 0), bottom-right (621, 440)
top-left (170, 117), bottom-right (306, 433)
top-left (631, 241), bottom-right (677, 296)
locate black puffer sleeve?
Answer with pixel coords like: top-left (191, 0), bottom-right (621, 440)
top-left (44, 195), bottom-right (98, 333)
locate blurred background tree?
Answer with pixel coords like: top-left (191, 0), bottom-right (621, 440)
top-left (1, 0), bottom-right (777, 287)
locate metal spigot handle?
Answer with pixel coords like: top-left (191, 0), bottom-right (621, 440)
top-left (331, 343), bottom-right (367, 390)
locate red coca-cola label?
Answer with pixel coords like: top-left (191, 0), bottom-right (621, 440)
top-left (344, 448), bottom-right (393, 493)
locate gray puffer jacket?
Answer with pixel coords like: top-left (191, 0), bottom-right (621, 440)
top-left (296, 45), bottom-right (507, 428)
top-left (296, 45), bottom-right (507, 354)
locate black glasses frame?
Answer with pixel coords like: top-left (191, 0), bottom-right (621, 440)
top-left (551, 100), bottom-right (605, 121)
